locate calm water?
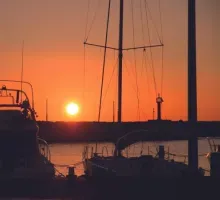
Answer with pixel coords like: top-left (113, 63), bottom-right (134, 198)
top-left (49, 139), bottom-right (220, 176)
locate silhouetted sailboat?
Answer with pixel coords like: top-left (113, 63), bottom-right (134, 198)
top-left (82, 0), bottom-right (204, 177)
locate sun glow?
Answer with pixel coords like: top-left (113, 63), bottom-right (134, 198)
top-left (66, 102), bottom-right (79, 116)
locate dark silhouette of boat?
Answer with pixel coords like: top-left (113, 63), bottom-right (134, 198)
top-left (83, 129), bottom-right (205, 177)
top-left (82, 0), bottom-right (205, 177)
top-left (0, 80), bottom-right (55, 180)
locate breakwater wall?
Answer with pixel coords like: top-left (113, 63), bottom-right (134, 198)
top-left (37, 120), bottom-right (220, 143)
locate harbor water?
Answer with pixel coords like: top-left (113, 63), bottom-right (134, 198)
top-left (49, 138), bottom-right (220, 176)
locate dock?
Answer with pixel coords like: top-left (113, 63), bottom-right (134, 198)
top-left (0, 177), bottom-right (219, 199)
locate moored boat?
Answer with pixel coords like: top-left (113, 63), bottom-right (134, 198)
top-left (0, 80), bottom-right (55, 180)
top-left (83, 129), bottom-right (205, 177)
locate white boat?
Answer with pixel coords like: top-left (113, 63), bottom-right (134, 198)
top-left (0, 80), bottom-right (55, 180)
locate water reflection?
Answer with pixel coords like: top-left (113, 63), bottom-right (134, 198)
top-left (49, 139), bottom-right (220, 176)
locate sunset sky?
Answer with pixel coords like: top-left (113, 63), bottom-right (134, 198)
top-left (0, 0), bottom-right (219, 122)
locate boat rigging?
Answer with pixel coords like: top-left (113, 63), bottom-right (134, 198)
top-left (81, 0), bottom-right (206, 178)
top-left (83, 0), bottom-right (164, 122)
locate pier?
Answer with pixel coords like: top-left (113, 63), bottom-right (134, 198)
top-left (0, 177), bottom-right (219, 199)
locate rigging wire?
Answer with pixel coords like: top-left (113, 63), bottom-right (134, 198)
top-left (83, 0), bottom-right (99, 119)
top-left (83, 0), bottom-right (89, 109)
top-left (102, 58), bottom-right (118, 107)
top-left (145, 1), bottom-right (162, 44)
top-left (21, 40), bottom-right (24, 102)
top-left (139, 0), bottom-right (146, 77)
top-left (158, 0), bottom-right (164, 96)
top-left (140, 0), bottom-right (150, 119)
top-left (144, 0), bottom-right (157, 97)
top-left (145, 0), bottom-right (165, 96)
top-left (101, 52), bottom-right (118, 116)
top-left (54, 168), bottom-right (65, 178)
top-left (140, 50), bottom-right (145, 78)
top-left (84, 0), bottom-right (101, 42)
top-left (143, 50), bottom-right (150, 96)
top-left (114, 58), bottom-right (118, 115)
top-left (123, 57), bottom-right (141, 111)
top-left (140, 0), bottom-right (145, 44)
top-left (158, 0), bottom-right (163, 44)
top-left (130, 0), bottom-right (140, 120)
top-left (98, 0), bottom-right (111, 122)
top-left (123, 57), bottom-right (137, 94)
top-left (161, 43), bottom-right (164, 96)
top-left (140, 0), bottom-right (150, 93)
top-left (84, 0), bottom-right (91, 41)
top-left (82, 44), bottom-right (86, 112)
top-left (123, 54), bottom-right (150, 116)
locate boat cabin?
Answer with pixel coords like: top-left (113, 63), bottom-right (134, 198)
top-left (0, 84), bottom-right (39, 173)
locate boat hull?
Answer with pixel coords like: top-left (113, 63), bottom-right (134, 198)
top-left (84, 155), bottom-right (200, 177)
top-left (0, 123), bottom-right (55, 180)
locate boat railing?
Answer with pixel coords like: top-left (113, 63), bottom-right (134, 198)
top-left (164, 151), bottom-right (188, 163)
top-left (122, 144), bottom-right (207, 164)
top-left (0, 83), bottom-right (37, 120)
top-left (83, 142), bottom-right (209, 166)
top-left (83, 145), bottom-right (93, 160)
top-left (101, 146), bottom-right (109, 157)
top-left (121, 142), bottom-right (162, 157)
top-left (126, 147), bottom-right (187, 162)
top-left (206, 137), bottom-right (220, 153)
top-left (83, 143), bottom-right (188, 163)
top-left (38, 137), bottom-right (51, 161)
top-left (83, 145), bottom-right (115, 160)
top-left (0, 80), bottom-right (35, 110)
top-left (115, 129), bottom-right (149, 150)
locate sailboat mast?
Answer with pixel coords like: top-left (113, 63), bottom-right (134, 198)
top-left (188, 1), bottom-right (197, 122)
top-left (118, 0), bottom-right (124, 122)
top-left (188, 0), bottom-right (198, 170)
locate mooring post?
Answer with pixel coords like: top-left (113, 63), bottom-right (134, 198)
top-left (67, 166), bottom-right (77, 184)
top-left (158, 145), bottom-right (165, 159)
top-left (209, 145), bottom-right (220, 177)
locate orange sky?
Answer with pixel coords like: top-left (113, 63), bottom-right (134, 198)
top-left (0, 0), bottom-right (219, 122)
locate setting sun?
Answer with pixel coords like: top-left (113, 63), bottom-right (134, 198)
top-left (66, 102), bottom-right (79, 116)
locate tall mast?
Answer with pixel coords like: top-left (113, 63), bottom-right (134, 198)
top-left (84, 0), bottom-right (162, 122)
top-left (118, 0), bottom-right (124, 122)
top-left (188, 0), bottom-right (198, 170)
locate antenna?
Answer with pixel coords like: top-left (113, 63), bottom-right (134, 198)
top-left (46, 98), bottom-right (48, 121)
top-left (113, 101), bottom-right (115, 122)
top-left (153, 108), bottom-right (155, 120)
top-left (21, 40), bottom-right (24, 102)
